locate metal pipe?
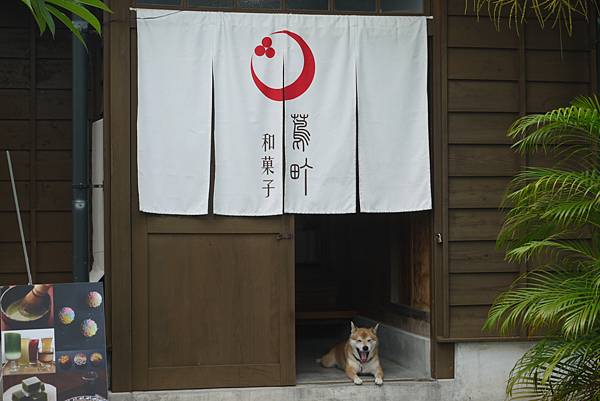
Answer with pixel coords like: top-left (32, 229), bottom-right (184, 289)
top-left (72, 16), bottom-right (90, 282)
top-left (6, 151), bottom-right (32, 285)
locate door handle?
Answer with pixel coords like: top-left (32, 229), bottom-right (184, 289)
top-left (276, 233), bottom-right (293, 240)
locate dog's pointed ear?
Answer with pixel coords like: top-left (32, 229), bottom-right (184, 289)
top-left (350, 321), bottom-right (356, 333)
top-left (373, 323), bottom-right (380, 334)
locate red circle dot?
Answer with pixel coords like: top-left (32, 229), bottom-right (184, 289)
top-left (254, 46), bottom-right (265, 56)
top-left (261, 37), bottom-right (272, 48)
top-left (265, 47), bottom-right (276, 58)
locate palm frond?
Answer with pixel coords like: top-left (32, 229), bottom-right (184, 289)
top-left (507, 100), bottom-right (600, 167)
top-left (504, 169), bottom-right (600, 206)
top-left (485, 267), bottom-right (600, 340)
top-left (21, 0), bottom-right (112, 46)
top-left (470, 1), bottom-right (598, 37)
top-left (505, 238), bottom-right (597, 264)
top-left (572, 94), bottom-right (600, 112)
top-left (507, 335), bottom-right (600, 400)
top-left (498, 168), bottom-right (600, 255)
top-left (486, 94), bottom-right (600, 400)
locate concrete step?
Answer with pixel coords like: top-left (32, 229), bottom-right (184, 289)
top-left (110, 380), bottom-right (443, 401)
top-left (108, 342), bottom-right (536, 401)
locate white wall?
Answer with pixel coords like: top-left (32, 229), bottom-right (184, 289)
top-left (90, 119), bottom-right (104, 282)
top-left (441, 342), bottom-right (534, 401)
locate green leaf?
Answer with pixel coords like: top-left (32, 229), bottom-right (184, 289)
top-left (46, 3), bottom-right (87, 50)
top-left (38, 1), bottom-right (57, 36)
top-left (469, 0), bottom-right (595, 39)
top-left (45, 0), bottom-right (102, 34)
top-left (30, 0), bottom-right (48, 34)
top-left (77, 0), bottom-right (112, 13)
top-left (20, 0), bottom-right (34, 12)
top-left (506, 335), bottom-right (600, 400)
top-left (484, 94), bottom-right (600, 399)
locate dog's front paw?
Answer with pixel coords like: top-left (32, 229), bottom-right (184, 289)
top-left (375, 377), bottom-right (383, 386)
top-left (353, 377), bottom-right (363, 385)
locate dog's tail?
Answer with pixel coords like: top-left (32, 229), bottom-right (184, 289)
top-left (318, 352), bottom-right (336, 368)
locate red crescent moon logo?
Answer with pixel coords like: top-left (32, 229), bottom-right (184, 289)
top-left (251, 30), bottom-right (315, 102)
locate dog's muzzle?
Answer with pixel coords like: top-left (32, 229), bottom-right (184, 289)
top-left (357, 348), bottom-right (370, 363)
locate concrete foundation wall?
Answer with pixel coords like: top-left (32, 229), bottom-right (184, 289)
top-left (356, 316), bottom-right (431, 377)
top-left (109, 342), bottom-right (533, 401)
top-left (440, 342), bottom-right (534, 401)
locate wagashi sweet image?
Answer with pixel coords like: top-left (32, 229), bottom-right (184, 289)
top-left (58, 307), bottom-right (75, 325)
top-left (2, 376), bottom-right (57, 401)
top-left (81, 319), bottom-right (98, 337)
top-left (73, 353), bottom-right (87, 368)
top-left (90, 352), bottom-right (103, 366)
top-left (58, 354), bottom-right (72, 369)
top-left (86, 291), bottom-right (103, 308)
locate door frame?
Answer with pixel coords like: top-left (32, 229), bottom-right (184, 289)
top-left (429, 0), bottom-right (454, 379)
top-left (104, 0), bottom-right (452, 392)
top-left (104, 0), bottom-right (134, 392)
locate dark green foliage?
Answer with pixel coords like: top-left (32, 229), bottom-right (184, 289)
top-left (467, 0), bottom-right (598, 35)
top-left (20, 0), bottom-right (111, 46)
top-left (486, 96), bottom-right (600, 400)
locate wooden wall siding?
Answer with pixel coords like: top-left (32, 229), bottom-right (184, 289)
top-left (443, 0), bottom-right (594, 340)
top-left (0, 2), bottom-right (73, 285)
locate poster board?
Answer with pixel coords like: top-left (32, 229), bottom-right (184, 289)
top-left (1, 283), bottom-right (108, 401)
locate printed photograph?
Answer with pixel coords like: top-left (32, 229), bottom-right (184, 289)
top-left (1, 283), bottom-right (108, 401)
top-left (2, 328), bottom-right (56, 376)
top-left (0, 285), bottom-right (55, 331)
top-left (2, 375), bottom-right (59, 401)
top-left (53, 284), bottom-right (104, 352)
top-left (53, 349), bottom-right (108, 401)
top-left (3, 353), bottom-right (108, 401)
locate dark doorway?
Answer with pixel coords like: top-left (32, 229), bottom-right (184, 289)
top-left (294, 213), bottom-right (432, 383)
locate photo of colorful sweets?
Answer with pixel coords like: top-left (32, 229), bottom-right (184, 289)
top-left (3, 376), bottom-right (57, 401)
top-left (1, 283), bottom-right (107, 401)
top-left (2, 329), bottom-right (56, 375)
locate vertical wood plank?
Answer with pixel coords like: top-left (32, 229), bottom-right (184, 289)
top-left (106, 0), bottom-right (133, 392)
top-left (29, 20), bottom-right (37, 283)
top-left (102, 7), bottom-right (113, 353)
top-left (517, 17), bottom-right (529, 339)
top-left (431, 0), bottom-right (454, 379)
top-left (279, 215), bottom-right (295, 384)
top-left (591, 8), bottom-right (598, 94)
top-left (129, 28), bottom-right (149, 391)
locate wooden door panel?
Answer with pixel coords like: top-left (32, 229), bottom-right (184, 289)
top-left (147, 234), bottom-right (281, 368)
top-left (146, 215), bottom-right (282, 234)
top-left (147, 364), bottom-right (282, 389)
top-left (132, 219), bottom-right (295, 390)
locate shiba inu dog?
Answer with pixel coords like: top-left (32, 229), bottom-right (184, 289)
top-left (318, 322), bottom-right (384, 385)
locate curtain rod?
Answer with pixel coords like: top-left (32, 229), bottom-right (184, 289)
top-left (129, 8), bottom-right (434, 20)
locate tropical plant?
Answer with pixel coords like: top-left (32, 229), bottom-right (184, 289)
top-left (484, 95), bottom-right (600, 400)
top-left (19, 0), bottom-right (111, 46)
top-left (467, 0), bottom-right (598, 35)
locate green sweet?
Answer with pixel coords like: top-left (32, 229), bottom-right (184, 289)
top-left (21, 377), bottom-right (42, 394)
top-left (30, 392), bottom-right (47, 401)
top-left (11, 390), bottom-right (31, 401)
